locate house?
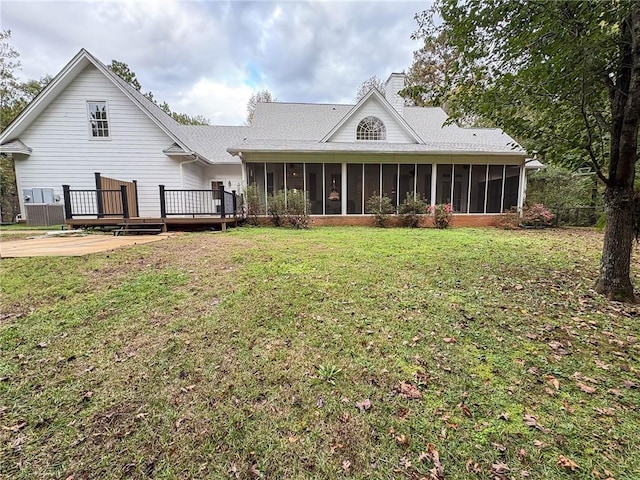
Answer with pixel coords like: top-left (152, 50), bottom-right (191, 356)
top-left (0, 49), bottom-right (531, 227)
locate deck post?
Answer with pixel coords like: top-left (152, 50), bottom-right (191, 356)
top-left (232, 190), bottom-right (237, 217)
top-left (133, 180), bottom-right (139, 217)
top-left (95, 172), bottom-right (104, 218)
top-left (120, 185), bottom-right (130, 219)
top-left (62, 185), bottom-right (72, 220)
top-left (159, 185), bottom-right (167, 218)
top-left (219, 186), bottom-right (226, 218)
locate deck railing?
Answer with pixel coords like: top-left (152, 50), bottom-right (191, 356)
top-left (62, 184), bottom-right (129, 219)
top-left (159, 185), bottom-right (239, 218)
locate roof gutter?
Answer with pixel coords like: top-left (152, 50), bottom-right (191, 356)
top-left (179, 154), bottom-right (200, 188)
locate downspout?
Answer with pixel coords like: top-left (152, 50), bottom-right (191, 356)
top-left (179, 154), bottom-right (199, 189)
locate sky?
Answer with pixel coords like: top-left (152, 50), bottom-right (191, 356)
top-left (1, 0), bottom-right (427, 125)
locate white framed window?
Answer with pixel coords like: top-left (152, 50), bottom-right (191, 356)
top-left (356, 116), bottom-right (386, 141)
top-left (87, 101), bottom-right (110, 138)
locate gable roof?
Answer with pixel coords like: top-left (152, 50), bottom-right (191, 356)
top-left (228, 101), bottom-right (525, 156)
top-left (0, 49), bottom-right (244, 164)
top-left (320, 88), bottom-right (423, 143)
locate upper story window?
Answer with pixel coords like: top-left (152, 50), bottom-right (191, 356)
top-left (356, 116), bottom-right (386, 141)
top-left (87, 101), bottom-right (109, 138)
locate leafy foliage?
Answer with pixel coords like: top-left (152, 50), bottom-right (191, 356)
top-left (266, 189), bottom-right (309, 228)
top-left (398, 193), bottom-right (427, 227)
top-left (355, 75), bottom-right (385, 101)
top-left (410, 1), bottom-right (640, 300)
top-left (244, 183), bottom-right (265, 225)
top-left (526, 166), bottom-right (600, 209)
top-left (428, 203), bottom-right (453, 229)
top-left (267, 190), bottom-right (287, 227)
top-left (284, 189), bottom-right (310, 229)
top-left (0, 30), bottom-right (52, 222)
top-left (245, 89), bottom-right (274, 125)
top-left (366, 194), bottom-right (394, 227)
top-left (521, 204), bottom-right (555, 227)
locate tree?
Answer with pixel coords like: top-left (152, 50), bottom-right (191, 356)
top-left (414, 1), bottom-right (640, 301)
top-left (355, 76), bottom-right (385, 102)
top-left (0, 29), bottom-right (21, 132)
top-left (402, 31), bottom-right (459, 108)
top-left (108, 60), bottom-right (142, 91)
top-left (109, 60), bottom-right (210, 126)
top-left (1, 30), bottom-right (51, 222)
top-left (245, 89), bottom-right (274, 125)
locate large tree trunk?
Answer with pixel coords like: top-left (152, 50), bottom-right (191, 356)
top-left (596, 187), bottom-right (636, 302)
top-left (595, 9), bottom-right (640, 302)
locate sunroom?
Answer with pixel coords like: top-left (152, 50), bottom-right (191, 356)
top-left (244, 156), bottom-right (525, 217)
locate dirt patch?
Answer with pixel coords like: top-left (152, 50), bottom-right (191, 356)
top-left (0, 234), bottom-right (171, 258)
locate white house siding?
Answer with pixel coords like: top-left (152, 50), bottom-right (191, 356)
top-left (202, 164), bottom-right (244, 193)
top-left (327, 96), bottom-right (415, 144)
top-left (15, 64), bottom-right (183, 218)
top-left (181, 162), bottom-right (204, 190)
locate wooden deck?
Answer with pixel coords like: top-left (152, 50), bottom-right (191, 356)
top-left (65, 216), bottom-right (242, 231)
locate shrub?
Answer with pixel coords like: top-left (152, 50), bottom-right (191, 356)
top-left (244, 183), bottom-right (264, 225)
top-left (398, 193), bottom-right (427, 227)
top-left (428, 203), bottom-right (453, 229)
top-left (366, 194), bottom-right (395, 227)
top-left (285, 189), bottom-right (310, 229)
top-left (267, 190), bottom-right (287, 227)
top-left (522, 203), bottom-right (554, 227)
top-left (267, 189), bottom-right (310, 228)
top-left (497, 207), bottom-right (521, 229)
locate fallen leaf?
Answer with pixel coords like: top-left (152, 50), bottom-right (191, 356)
top-left (316, 397), bottom-right (324, 408)
top-left (37, 342), bottom-right (48, 348)
top-left (523, 414), bottom-right (550, 433)
top-left (492, 461), bottom-right (510, 474)
top-left (465, 458), bottom-right (481, 474)
top-left (557, 455), bottom-right (579, 471)
top-left (593, 407), bottom-right (616, 416)
top-left (443, 337), bottom-right (457, 344)
top-left (342, 459), bottom-right (351, 471)
top-left (577, 382), bottom-right (596, 394)
top-left (459, 403), bottom-right (472, 417)
top-left (3, 421), bottom-right (26, 432)
top-left (546, 376), bottom-right (560, 390)
top-left (398, 382), bottom-right (422, 399)
top-left (533, 440), bottom-right (546, 447)
top-left (492, 442), bottom-right (506, 452)
top-left (395, 434), bottom-right (409, 446)
top-left (622, 380), bottom-right (638, 389)
top-left (498, 412), bottom-right (510, 421)
top-left (355, 398), bottom-right (372, 413)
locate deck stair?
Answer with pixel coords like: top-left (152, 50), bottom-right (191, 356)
top-left (113, 219), bottom-right (165, 236)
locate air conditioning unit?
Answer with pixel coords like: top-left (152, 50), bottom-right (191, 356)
top-left (24, 204), bottom-right (65, 226)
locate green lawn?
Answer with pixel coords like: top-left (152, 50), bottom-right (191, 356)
top-left (1, 227), bottom-right (638, 479)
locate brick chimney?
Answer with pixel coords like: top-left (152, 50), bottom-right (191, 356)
top-left (384, 73), bottom-right (406, 116)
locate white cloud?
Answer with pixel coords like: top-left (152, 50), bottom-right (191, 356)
top-left (172, 78), bottom-right (254, 126)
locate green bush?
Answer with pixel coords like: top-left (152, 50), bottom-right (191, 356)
top-left (267, 190), bottom-right (287, 227)
top-left (267, 189), bottom-right (310, 228)
top-left (244, 183), bottom-right (264, 225)
top-left (398, 193), bottom-right (427, 227)
top-left (428, 203), bottom-right (454, 229)
top-left (366, 194), bottom-right (394, 227)
top-left (285, 189), bottom-right (310, 229)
